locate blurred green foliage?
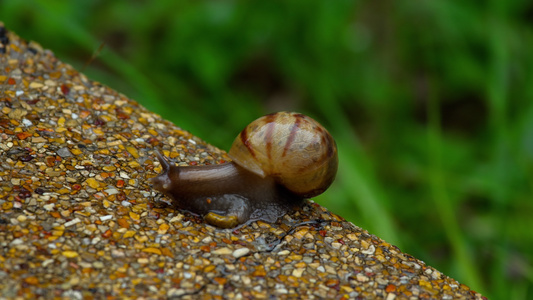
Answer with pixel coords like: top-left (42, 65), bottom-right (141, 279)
top-left (2, 0), bottom-right (533, 298)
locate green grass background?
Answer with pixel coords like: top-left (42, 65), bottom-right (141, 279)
top-left (2, 0), bottom-right (532, 298)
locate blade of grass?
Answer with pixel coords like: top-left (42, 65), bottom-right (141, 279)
top-left (426, 81), bottom-right (484, 293)
top-left (487, 2), bottom-right (512, 298)
top-left (310, 78), bottom-right (401, 248)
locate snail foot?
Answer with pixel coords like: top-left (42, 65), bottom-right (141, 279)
top-left (205, 212), bottom-right (240, 229)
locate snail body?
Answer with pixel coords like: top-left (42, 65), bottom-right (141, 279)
top-left (151, 112), bottom-right (338, 228)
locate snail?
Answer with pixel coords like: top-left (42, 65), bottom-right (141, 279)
top-left (151, 112), bottom-right (338, 228)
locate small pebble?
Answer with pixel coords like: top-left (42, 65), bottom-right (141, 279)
top-left (232, 248), bottom-right (250, 258)
top-left (64, 218), bottom-right (81, 227)
top-left (212, 247), bottom-right (233, 255)
top-left (99, 215), bottom-right (113, 221)
top-left (56, 147), bottom-right (72, 157)
top-left (62, 251), bottom-right (79, 258)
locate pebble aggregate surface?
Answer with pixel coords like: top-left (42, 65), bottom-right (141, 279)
top-left (0, 24), bottom-right (486, 299)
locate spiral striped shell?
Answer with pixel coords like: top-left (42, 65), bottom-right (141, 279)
top-left (228, 112), bottom-right (338, 198)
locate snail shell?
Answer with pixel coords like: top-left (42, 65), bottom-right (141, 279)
top-left (228, 112), bottom-right (338, 198)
